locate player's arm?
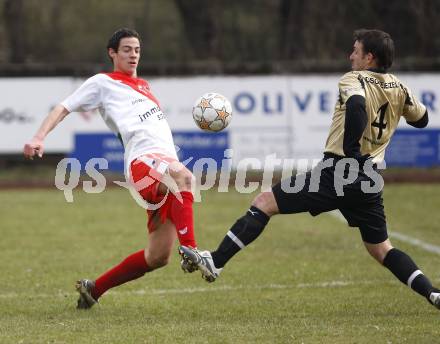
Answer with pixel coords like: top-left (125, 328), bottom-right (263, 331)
top-left (338, 72), bottom-right (368, 159)
top-left (402, 84), bottom-right (428, 129)
top-left (24, 75), bottom-right (102, 160)
top-left (23, 104), bottom-right (70, 159)
top-left (406, 109), bottom-right (429, 128)
top-left (343, 95), bottom-right (368, 159)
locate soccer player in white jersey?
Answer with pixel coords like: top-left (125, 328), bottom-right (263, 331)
top-left (24, 28), bottom-right (198, 309)
top-left (180, 29), bottom-right (440, 310)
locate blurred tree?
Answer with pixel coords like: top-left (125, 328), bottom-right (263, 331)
top-left (174, 0), bottom-right (222, 59)
top-left (3, 0), bottom-right (27, 63)
top-left (279, 0), bottom-right (305, 59)
top-left (0, 0), bottom-right (439, 74)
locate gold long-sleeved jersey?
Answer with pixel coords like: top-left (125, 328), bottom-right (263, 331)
top-left (324, 70), bottom-right (426, 163)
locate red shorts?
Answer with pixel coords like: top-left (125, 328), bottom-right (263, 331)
top-left (130, 153), bottom-right (178, 233)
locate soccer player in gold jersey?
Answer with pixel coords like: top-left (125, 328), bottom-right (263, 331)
top-left (179, 29), bottom-right (440, 309)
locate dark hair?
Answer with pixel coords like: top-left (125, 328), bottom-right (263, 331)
top-left (353, 29), bottom-right (394, 70)
top-left (107, 28), bottom-right (141, 53)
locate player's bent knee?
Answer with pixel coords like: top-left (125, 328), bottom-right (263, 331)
top-left (364, 240), bottom-right (393, 264)
top-left (251, 192), bottom-right (279, 217)
top-left (145, 250), bottom-right (171, 270)
top-left (146, 253), bottom-right (171, 269)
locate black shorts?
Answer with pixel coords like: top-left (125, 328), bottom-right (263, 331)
top-left (272, 157), bottom-right (387, 244)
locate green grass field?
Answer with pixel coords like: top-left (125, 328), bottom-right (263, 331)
top-left (1, 184), bottom-right (440, 343)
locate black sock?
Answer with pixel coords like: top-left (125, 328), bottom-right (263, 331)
top-left (211, 206), bottom-right (270, 268)
top-left (383, 248), bottom-right (435, 300)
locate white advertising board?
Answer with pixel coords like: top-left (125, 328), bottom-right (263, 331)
top-left (1, 74), bottom-right (439, 165)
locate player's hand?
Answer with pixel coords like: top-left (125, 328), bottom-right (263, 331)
top-left (23, 138), bottom-right (44, 160)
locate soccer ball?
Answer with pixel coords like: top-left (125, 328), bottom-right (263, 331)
top-left (192, 92), bottom-right (232, 132)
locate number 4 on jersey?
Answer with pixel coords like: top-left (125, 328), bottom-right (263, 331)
top-left (372, 102), bottom-right (388, 140)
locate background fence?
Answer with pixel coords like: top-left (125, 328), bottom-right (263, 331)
top-left (1, 0), bottom-right (440, 76)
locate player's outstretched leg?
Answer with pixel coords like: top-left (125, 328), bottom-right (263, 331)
top-left (76, 279), bottom-right (98, 309)
top-left (383, 247), bottom-right (440, 309)
top-left (368, 240), bottom-right (440, 310)
top-left (75, 249), bottom-right (151, 309)
top-left (180, 205), bottom-right (271, 282)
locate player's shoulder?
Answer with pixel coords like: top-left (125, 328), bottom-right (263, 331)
top-left (337, 72), bottom-right (366, 100)
top-left (93, 73), bottom-right (115, 82)
top-left (338, 72), bottom-right (366, 94)
top-left (81, 73), bottom-right (109, 86)
top-left (99, 72), bottom-right (150, 89)
top-left (338, 71), bottom-right (363, 86)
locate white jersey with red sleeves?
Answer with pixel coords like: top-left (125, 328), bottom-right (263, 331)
top-left (61, 71), bottom-right (178, 164)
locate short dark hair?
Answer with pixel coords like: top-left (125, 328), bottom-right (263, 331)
top-left (107, 28), bottom-right (141, 52)
top-left (353, 29), bottom-right (394, 71)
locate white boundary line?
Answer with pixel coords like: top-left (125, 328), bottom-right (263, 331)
top-left (3, 278), bottom-right (440, 300)
top-left (329, 210), bottom-right (440, 255)
top-left (0, 280), bottom-right (377, 299)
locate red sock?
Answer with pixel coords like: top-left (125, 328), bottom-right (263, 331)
top-left (169, 191), bottom-right (197, 248)
top-left (93, 250), bottom-right (150, 300)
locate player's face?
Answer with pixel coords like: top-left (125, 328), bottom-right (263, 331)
top-left (350, 40), bottom-right (370, 71)
top-left (110, 37), bottom-right (141, 77)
